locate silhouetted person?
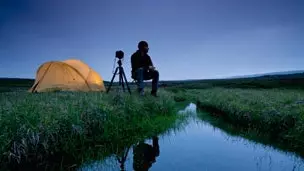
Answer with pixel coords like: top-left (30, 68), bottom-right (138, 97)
top-left (131, 41), bottom-right (159, 97)
top-left (133, 136), bottom-right (160, 171)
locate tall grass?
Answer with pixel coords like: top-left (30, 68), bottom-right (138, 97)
top-left (183, 88), bottom-right (304, 156)
top-left (0, 90), bottom-right (184, 170)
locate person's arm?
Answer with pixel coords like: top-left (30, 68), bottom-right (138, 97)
top-left (147, 55), bottom-right (153, 67)
top-left (147, 55), bottom-right (155, 70)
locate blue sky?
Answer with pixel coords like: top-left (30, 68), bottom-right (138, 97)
top-left (0, 0), bottom-right (303, 81)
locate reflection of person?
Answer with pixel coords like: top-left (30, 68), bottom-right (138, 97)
top-left (131, 41), bottom-right (159, 97)
top-left (133, 136), bottom-right (160, 171)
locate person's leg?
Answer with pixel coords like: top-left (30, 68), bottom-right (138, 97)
top-left (136, 68), bottom-right (145, 95)
top-left (151, 70), bottom-right (159, 96)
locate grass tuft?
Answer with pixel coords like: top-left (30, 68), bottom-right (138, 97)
top-left (0, 90), bottom-right (185, 170)
top-left (183, 88), bottom-right (304, 156)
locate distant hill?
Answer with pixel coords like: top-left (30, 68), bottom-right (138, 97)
top-left (1, 70), bottom-right (304, 91)
top-left (2, 70), bottom-right (303, 84)
top-left (161, 72), bottom-right (304, 90)
top-left (0, 78), bottom-right (34, 92)
top-left (227, 70), bottom-right (304, 79)
top-left (0, 78), bottom-right (34, 86)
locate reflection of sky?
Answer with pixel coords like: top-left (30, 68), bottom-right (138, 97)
top-left (78, 104), bottom-right (304, 171)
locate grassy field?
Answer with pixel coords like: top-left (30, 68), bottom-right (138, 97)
top-left (163, 73), bottom-right (304, 157)
top-left (182, 88), bottom-right (304, 156)
top-left (0, 90), bottom-right (186, 170)
top-left (1, 72), bottom-right (304, 169)
top-left (171, 87), bottom-right (304, 157)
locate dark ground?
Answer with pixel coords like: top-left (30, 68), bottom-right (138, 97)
top-left (1, 72), bottom-right (303, 92)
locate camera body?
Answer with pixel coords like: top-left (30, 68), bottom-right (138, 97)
top-left (115, 50), bottom-right (124, 60)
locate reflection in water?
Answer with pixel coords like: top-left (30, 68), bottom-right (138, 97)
top-left (178, 103), bottom-right (197, 115)
top-left (116, 146), bottom-right (131, 171)
top-left (133, 136), bottom-right (160, 171)
top-left (115, 136), bottom-right (160, 171)
top-left (78, 103), bottom-right (304, 171)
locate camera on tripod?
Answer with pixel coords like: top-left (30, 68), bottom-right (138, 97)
top-left (106, 50), bottom-right (131, 94)
top-left (115, 50), bottom-right (124, 60)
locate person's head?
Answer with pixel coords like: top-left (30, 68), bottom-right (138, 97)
top-left (138, 41), bottom-right (149, 54)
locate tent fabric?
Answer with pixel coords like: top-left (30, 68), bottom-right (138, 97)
top-left (29, 59), bottom-right (106, 92)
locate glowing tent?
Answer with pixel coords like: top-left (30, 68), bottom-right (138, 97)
top-left (29, 59), bottom-right (106, 92)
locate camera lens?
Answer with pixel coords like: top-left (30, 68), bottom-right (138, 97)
top-left (116, 50), bottom-right (124, 59)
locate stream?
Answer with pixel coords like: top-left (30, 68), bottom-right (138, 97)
top-left (78, 103), bottom-right (304, 171)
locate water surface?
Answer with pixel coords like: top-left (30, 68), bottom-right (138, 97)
top-left (79, 103), bottom-right (304, 171)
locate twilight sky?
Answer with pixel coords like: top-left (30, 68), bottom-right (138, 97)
top-left (0, 0), bottom-right (303, 81)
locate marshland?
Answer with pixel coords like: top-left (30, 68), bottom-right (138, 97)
top-left (1, 73), bottom-right (304, 171)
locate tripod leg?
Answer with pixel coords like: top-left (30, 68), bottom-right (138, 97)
top-left (120, 75), bottom-right (125, 92)
top-left (121, 67), bottom-right (132, 94)
top-left (118, 74), bottom-right (122, 86)
top-left (107, 67), bottom-right (119, 93)
top-left (119, 67), bottom-right (125, 92)
top-left (121, 77), bottom-right (126, 92)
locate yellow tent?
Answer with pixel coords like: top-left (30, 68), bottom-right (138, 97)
top-left (29, 59), bottom-right (106, 92)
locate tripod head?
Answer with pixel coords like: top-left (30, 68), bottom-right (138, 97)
top-left (117, 59), bottom-right (122, 67)
top-left (115, 50), bottom-right (124, 67)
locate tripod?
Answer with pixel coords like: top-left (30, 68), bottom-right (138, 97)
top-left (116, 145), bottom-right (131, 171)
top-left (106, 59), bottom-right (131, 94)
